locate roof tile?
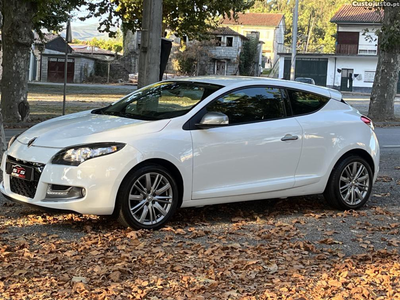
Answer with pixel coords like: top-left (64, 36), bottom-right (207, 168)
top-left (331, 4), bottom-right (384, 23)
top-left (222, 13), bottom-right (284, 27)
top-left (211, 27), bottom-right (248, 39)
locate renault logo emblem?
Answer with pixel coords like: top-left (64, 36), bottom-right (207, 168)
top-left (27, 137), bottom-right (37, 147)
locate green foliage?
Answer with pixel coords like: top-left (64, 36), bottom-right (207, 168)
top-left (239, 36), bottom-right (259, 76)
top-left (378, 3), bottom-right (400, 52)
top-left (30, 0), bottom-right (87, 38)
top-left (73, 33), bottom-right (123, 53)
top-left (85, 0), bottom-right (255, 39)
top-left (175, 41), bottom-right (211, 75)
top-left (251, 0), bottom-right (348, 53)
top-left (94, 60), bottom-right (108, 76)
top-left (176, 50), bottom-right (197, 76)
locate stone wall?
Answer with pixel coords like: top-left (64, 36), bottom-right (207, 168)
top-left (74, 57), bottom-right (95, 83)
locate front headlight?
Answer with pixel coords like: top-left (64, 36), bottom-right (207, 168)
top-left (51, 143), bottom-right (126, 166)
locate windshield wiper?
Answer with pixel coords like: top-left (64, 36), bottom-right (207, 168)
top-left (92, 105), bottom-right (112, 115)
top-left (118, 112), bottom-right (158, 120)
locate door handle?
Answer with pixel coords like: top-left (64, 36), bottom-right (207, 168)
top-left (281, 134), bottom-right (299, 141)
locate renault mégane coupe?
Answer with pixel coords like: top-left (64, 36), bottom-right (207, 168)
top-left (1, 77), bottom-right (380, 229)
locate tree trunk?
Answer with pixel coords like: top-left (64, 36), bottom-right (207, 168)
top-left (368, 52), bottom-right (400, 121)
top-left (138, 0), bottom-right (162, 88)
top-left (1, 0), bottom-right (34, 123)
top-left (0, 111), bottom-right (6, 155)
top-left (0, 2), bottom-right (6, 159)
top-left (368, 4), bottom-right (400, 121)
top-left (305, 11), bottom-right (315, 53)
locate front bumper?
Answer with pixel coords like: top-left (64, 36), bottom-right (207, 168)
top-left (0, 142), bottom-right (141, 215)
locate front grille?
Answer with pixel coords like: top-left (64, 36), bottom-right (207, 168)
top-left (6, 156), bottom-right (45, 198)
top-left (10, 177), bottom-right (39, 198)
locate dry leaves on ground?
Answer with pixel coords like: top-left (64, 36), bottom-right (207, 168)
top-left (1, 206), bottom-right (400, 300)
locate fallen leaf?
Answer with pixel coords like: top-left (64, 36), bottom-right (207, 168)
top-left (71, 276), bottom-right (88, 284)
top-left (376, 175), bottom-right (392, 182)
top-left (319, 238), bottom-right (342, 245)
top-left (373, 193), bottom-right (390, 198)
top-left (109, 271), bottom-right (121, 282)
top-left (264, 263), bottom-right (278, 274)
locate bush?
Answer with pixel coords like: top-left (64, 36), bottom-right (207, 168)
top-left (239, 36), bottom-right (259, 76)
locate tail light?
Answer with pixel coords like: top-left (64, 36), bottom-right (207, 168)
top-left (361, 116), bottom-right (374, 130)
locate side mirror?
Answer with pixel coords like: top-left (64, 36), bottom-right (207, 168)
top-left (196, 112), bottom-right (229, 129)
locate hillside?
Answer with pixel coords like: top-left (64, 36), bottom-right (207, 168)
top-left (60, 23), bottom-right (110, 41)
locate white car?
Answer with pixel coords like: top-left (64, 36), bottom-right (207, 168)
top-left (1, 77), bottom-right (380, 229)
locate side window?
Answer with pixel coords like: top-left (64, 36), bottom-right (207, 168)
top-left (287, 90), bottom-right (330, 115)
top-left (206, 87), bottom-right (285, 125)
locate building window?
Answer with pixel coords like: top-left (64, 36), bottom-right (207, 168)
top-left (364, 71), bottom-right (375, 83)
top-left (215, 36), bottom-right (222, 46)
top-left (226, 37), bottom-right (233, 47)
top-left (181, 35), bottom-right (188, 46)
top-left (358, 49), bottom-right (377, 55)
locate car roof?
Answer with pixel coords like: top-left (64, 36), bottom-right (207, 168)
top-left (169, 76), bottom-right (342, 101)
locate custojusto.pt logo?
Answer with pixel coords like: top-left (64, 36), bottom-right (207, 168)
top-left (353, 0), bottom-right (400, 7)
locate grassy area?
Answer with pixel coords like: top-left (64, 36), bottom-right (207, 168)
top-left (27, 83), bottom-right (132, 101)
top-left (25, 83), bottom-right (135, 123)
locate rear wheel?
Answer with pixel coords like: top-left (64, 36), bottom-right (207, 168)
top-left (117, 165), bottom-right (179, 230)
top-left (324, 156), bottom-right (373, 210)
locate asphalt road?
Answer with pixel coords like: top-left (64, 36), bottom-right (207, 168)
top-left (343, 94), bottom-right (400, 119)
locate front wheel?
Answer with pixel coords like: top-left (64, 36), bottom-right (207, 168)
top-left (324, 156), bottom-right (373, 210)
top-left (117, 165), bottom-right (179, 230)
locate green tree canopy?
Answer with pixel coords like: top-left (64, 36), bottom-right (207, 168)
top-left (85, 0), bottom-right (255, 39)
top-left (251, 0), bottom-right (348, 53)
top-left (1, 0), bottom-right (87, 123)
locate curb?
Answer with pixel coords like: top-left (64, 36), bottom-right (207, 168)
top-left (375, 121), bottom-right (400, 127)
top-left (4, 123), bottom-right (36, 129)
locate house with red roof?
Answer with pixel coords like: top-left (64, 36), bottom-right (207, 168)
top-left (329, 4), bottom-right (384, 92)
top-left (222, 12), bottom-right (286, 67)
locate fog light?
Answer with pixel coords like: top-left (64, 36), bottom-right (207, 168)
top-left (44, 185), bottom-right (86, 201)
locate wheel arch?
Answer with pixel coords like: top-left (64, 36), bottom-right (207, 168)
top-left (326, 148), bottom-right (375, 193)
top-left (324, 148), bottom-right (375, 209)
top-left (333, 148), bottom-right (375, 175)
top-left (116, 158), bottom-right (185, 211)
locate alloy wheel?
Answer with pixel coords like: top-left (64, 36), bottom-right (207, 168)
top-left (339, 161), bottom-right (370, 206)
top-left (128, 172), bottom-right (173, 226)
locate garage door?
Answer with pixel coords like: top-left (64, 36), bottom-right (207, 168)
top-left (284, 58), bottom-right (328, 87)
top-left (48, 57), bottom-right (74, 83)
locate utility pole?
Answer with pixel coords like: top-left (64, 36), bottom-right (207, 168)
top-left (63, 19), bottom-right (72, 115)
top-left (138, 0), bottom-right (163, 88)
top-left (290, 0), bottom-right (299, 81)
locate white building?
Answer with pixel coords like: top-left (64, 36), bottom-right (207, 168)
top-left (277, 5), bottom-right (400, 93)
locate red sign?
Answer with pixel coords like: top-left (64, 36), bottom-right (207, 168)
top-left (11, 165), bottom-right (26, 179)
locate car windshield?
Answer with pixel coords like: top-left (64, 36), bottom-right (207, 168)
top-left (92, 81), bottom-right (222, 120)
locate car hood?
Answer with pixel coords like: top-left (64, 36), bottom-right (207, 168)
top-left (17, 111), bottom-right (170, 148)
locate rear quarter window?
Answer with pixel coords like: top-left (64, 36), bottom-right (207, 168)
top-left (287, 89), bottom-right (330, 115)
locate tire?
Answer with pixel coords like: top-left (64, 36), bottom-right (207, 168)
top-left (116, 164), bottom-right (179, 230)
top-left (324, 156), bottom-right (373, 210)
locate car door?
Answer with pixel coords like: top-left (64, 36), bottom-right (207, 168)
top-left (190, 86), bottom-right (303, 200)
